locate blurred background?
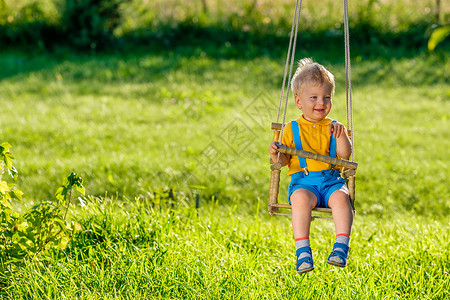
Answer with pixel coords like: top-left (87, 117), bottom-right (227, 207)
top-left (0, 0), bottom-right (448, 55)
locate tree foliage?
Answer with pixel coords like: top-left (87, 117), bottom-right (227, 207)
top-left (61, 0), bottom-right (129, 49)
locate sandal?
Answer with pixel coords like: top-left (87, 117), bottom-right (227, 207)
top-left (326, 242), bottom-right (349, 267)
top-left (296, 246), bottom-right (314, 274)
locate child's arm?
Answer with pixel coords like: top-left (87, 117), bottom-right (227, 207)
top-left (269, 142), bottom-right (290, 167)
top-left (329, 122), bottom-right (352, 159)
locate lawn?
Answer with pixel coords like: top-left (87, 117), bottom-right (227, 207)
top-left (0, 0), bottom-right (449, 293)
top-left (0, 46), bottom-right (448, 298)
top-left (0, 48), bottom-right (448, 215)
top-left (1, 197), bottom-right (449, 299)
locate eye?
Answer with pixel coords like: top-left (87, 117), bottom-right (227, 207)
top-left (310, 96), bottom-right (317, 100)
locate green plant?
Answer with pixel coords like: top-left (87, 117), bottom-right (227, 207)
top-left (428, 24), bottom-right (450, 51)
top-left (0, 142), bottom-right (23, 262)
top-left (0, 143), bottom-right (23, 278)
top-left (0, 144), bottom-right (85, 282)
top-left (0, 0), bottom-right (60, 49)
top-left (0, 142), bottom-right (22, 259)
top-left (61, 0), bottom-right (129, 49)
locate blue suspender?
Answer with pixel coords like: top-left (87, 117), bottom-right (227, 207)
top-left (291, 120), bottom-right (337, 171)
top-left (291, 121), bottom-right (307, 169)
top-left (330, 120), bottom-right (337, 168)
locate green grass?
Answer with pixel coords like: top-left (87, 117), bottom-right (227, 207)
top-left (1, 197), bottom-right (449, 299)
top-left (0, 38), bottom-right (449, 298)
top-left (0, 48), bottom-right (448, 216)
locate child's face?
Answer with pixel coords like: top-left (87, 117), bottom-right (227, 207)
top-left (295, 83), bottom-right (333, 123)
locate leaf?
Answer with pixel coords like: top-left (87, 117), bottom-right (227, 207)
top-left (73, 222), bottom-right (82, 233)
top-left (4, 152), bottom-right (14, 160)
top-left (13, 189), bottom-right (24, 201)
top-left (7, 165), bottom-right (19, 180)
top-left (55, 186), bottom-right (67, 202)
top-left (57, 236), bottom-right (70, 250)
top-left (16, 221), bottom-right (28, 231)
top-left (3, 152), bottom-right (14, 170)
top-left (0, 181), bottom-right (9, 194)
top-left (0, 142), bottom-right (11, 153)
top-left (53, 216), bottom-right (67, 228)
top-left (75, 185), bottom-right (85, 196)
top-left (428, 25), bottom-right (450, 51)
top-left (1, 196), bottom-right (12, 207)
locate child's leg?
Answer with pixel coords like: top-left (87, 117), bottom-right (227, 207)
top-left (327, 189), bottom-right (353, 267)
top-left (290, 189), bottom-right (318, 273)
top-left (328, 189), bottom-right (353, 236)
top-left (291, 189), bottom-right (318, 237)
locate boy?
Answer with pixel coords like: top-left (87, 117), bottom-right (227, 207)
top-left (269, 58), bottom-right (353, 274)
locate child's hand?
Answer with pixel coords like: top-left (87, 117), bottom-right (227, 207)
top-left (329, 122), bottom-right (347, 138)
top-left (269, 141), bottom-right (279, 155)
top-left (269, 142), bottom-right (289, 167)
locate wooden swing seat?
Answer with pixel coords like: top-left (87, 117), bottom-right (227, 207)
top-left (269, 203), bottom-right (331, 213)
top-left (269, 122), bottom-right (357, 217)
top-left (269, 203), bottom-right (334, 219)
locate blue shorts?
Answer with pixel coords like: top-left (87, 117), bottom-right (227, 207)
top-left (288, 169), bottom-right (347, 208)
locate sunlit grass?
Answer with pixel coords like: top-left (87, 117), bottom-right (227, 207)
top-left (2, 197), bottom-right (449, 298)
top-left (0, 49), bottom-right (448, 217)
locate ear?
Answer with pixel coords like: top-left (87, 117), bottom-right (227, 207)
top-left (294, 95), bottom-right (302, 110)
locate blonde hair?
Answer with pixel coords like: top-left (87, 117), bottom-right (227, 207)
top-left (291, 58), bottom-right (335, 96)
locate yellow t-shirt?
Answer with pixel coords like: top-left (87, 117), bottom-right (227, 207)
top-left (282, 116), bottom-right (340, 175)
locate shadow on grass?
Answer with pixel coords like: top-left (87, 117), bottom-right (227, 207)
top-left (0, 21), bottom-right (448, 88)
top-left (125, 20), bottom-right (439, 59)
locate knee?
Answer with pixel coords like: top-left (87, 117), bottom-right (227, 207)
top-left (291, 189), bottom-right (317, 208)
top-left (328, 191), bottom-right (351, 209)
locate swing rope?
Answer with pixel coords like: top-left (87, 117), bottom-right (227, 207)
top-left (344, 0), bottom-right (355, 162)
top-left (277, 0), bottom-right (302, 124)
top-left (276, 0), bottom-right (354, 161)
top-left (277, 0), bottom-right (303, 153)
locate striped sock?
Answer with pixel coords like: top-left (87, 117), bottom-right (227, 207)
top-left (295, 237), bottom-right (312, 262)
top-left (334, 233), bottom-right (350, 257)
